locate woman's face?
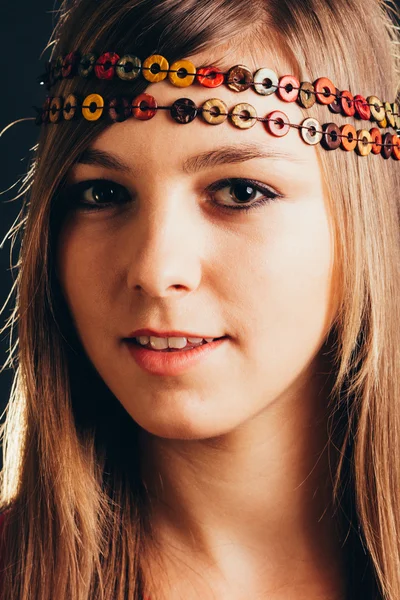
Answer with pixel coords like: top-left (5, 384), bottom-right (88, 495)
top-left (56, 47), bottom-right (339, 440)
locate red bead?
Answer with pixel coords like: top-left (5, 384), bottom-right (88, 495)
top-left (132, 93), bottom-right (157, 120)
top-left (196, 66), bottom-right (224, 88)
top-left (95, 52), bottom-right (120, 80)
top-left (277, 75), bottom-right (299, 102)
top-left (340, 90), bottom-right (356, 117)
top-left (353, 94), bottom-right (371, 120)
top-left (62, 51), bottom-right (80, 78)
top-left (265, 111), bottom-right (290, 137)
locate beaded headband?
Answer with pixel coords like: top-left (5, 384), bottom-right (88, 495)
top-left (35, 52), bottom-right (400, 161)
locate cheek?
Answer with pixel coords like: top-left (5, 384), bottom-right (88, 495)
top-left (55, 222), bottom-right (113, 341)
top-left (234, 196), bottom-right (336, 380)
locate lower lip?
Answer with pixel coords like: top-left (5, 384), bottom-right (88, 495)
top-left (123, 338), bottom-right (227, 376)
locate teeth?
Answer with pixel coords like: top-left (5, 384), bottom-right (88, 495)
top-left (135, 335), bottom-right (217, 349)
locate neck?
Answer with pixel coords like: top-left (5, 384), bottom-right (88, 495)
top-left (138, 361), bottom-right (348, 599)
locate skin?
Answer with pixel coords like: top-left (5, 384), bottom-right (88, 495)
top-left (57, 41), bottom-right (346, 600)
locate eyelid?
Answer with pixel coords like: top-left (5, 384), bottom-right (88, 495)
top-left (207, 177), bottom-right (283, 197)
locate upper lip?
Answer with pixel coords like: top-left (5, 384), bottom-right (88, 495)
top-left (125, 329), bottom-right (226, 339)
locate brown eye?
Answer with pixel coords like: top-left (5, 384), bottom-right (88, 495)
top-left (207, 177), bottom-right (281, 213)
top-left (66, 179), bottom-right (132, 211)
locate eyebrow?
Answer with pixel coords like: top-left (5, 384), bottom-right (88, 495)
top-left (74, 143), bottom-right (308, 176)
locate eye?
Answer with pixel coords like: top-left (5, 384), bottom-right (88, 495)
top-left (62, 178), bottom-right (132, 211)
top-left (207, 177), bottom-right (282, 213)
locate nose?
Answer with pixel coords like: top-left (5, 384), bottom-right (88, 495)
top-left (125, 192), bottom-right (202, 299)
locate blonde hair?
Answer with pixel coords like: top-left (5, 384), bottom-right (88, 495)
top-left (1, 0), bottom-right (400, 598)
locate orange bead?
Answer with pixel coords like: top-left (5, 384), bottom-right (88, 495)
top-left (314, 77), bottom-right (336, 104)
top-left (132, 93), bottom-right (157, 120)
top-left (370, 127), bottom-right (383, 155)
top-left (392, 134), bottom-right (400, 160)
top-left (340, 124), bottom-right (357, 151)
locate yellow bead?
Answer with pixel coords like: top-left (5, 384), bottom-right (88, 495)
top-left (201, 98), bottom-right (228, 125)
top-left (384, 102), bottom-right (395, 128)
top-left (142, 55), bottom-right (169, 82)
top-left (82, 94), bottom-right (104, 121)
top-left (356, 129), bottom-right (372, 156)
top-left (368, 96), bottom-right (385, 122)
top-left (230, 103), bottom-right (257, 129)
top-left (169, 59), bottom-right (196, 87)
top-left (377, 116), bottom-right (387, 129)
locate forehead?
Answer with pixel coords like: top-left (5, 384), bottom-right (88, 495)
top-left (80, 42), bottom-right (317, 176)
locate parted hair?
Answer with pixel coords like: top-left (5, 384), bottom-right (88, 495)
top-left (0, 0), bottom-right (400, 598)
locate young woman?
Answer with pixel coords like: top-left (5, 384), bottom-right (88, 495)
top-left (0, 0), bottom-right (399, 598)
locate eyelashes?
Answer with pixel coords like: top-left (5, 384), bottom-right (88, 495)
top-left (61, 176), bottom-right (283, 214)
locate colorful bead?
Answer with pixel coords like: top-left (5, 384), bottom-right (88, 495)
top-left (321, 123), bottom-right (342, 150)
top-left (392, 134), bottom-right (400, 160)
top-left (392, 102), bottom-right (400, 129)
top-left (49, 97), bottom-right (63, 123)
top-left (196, 67), bottom-right (224, 88)
top-left (63, 93), bottom-right (79, 121)
top-left (353, 95), bottom-right (371, 120)
top-left (132, 93), bottom-right (157, 120)
top-left (355, 129), bottom-right (372, 156)
top-left (78, 53), bottom-right (97, 78)
top-left (226, 65), bottom-right (253, 93)
top-left (230, 103), bottom-right (257, 129)
top-left (82, 93), bottom-right (104, 121)
top-left (265, 110), bottom-right (290, 137)
top-left (169, 60), bottom-right (196, 87)
top-left (201, 98), bottom-right (228, 125)
top-left (300, 117), bottom-right (323, 145)
top-left (368, 96), bottom-right (385, 122)
top-left (381, 133), bottom-right (393, 159)
top-left (370, 127), bottom-right (383, 155)
top-left (314, 77), bottom-right (336, 105)
top-left (277, 75), bottom-right (300, 102)
top-left (171, 98), bottom-right (198, 123)
top-left (95, 52), bottom-right (120, 80)
top-left (109, 96), bottom-right (132, 122)
top-left (377, 115), bottom-right (387, 129)
top-left (298, 82), bottom-right (316, 108)
top-left (116, 55), bottom-right (141, 81)
top-left (253, 68), bottom-right (278, 96)
top-left (340, 124), bottom-right (357, 151)
top-left (384, 102), bottom-right (395, 129)
top-left (340, 91), bottom-right (356, 117)
top-left (61, 52), bottom-right (80, 78)
top-left (328, 88), bottom-right (342, 114)
top-left (142, 55), bottom-right (169, 83)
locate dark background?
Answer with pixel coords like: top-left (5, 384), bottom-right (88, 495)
top-left (1, 1), bottom-right (400, 442)
top-left (0, 2), bottom-right (57, 435)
